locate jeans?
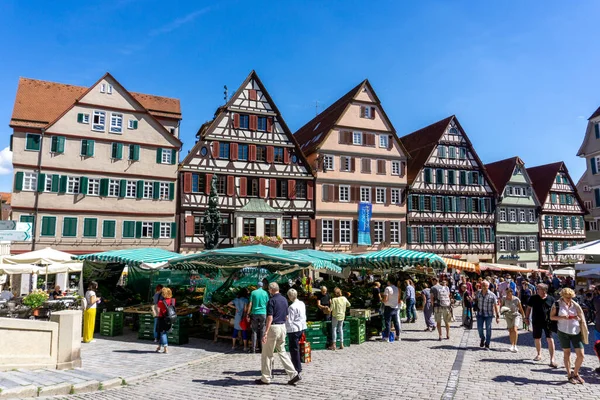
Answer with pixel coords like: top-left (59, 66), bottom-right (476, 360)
top-left (153, 317), bottom-right (159, 339)
top-left (477, 315), bottom-right (493, 345)
top-left (383, 306), bottom-right (401, 339)
top-left (332, 317), bottom-right (344, 344)
top-left (406, 298), bottom-right (416, 321)
top-left (251, 314), bottom-right (266, 352)
top-left (287, 331), bottom-right (303, 373)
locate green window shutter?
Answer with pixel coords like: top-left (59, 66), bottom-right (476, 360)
top-left (407, 195), bottom-right (412, 211)
top-left (51, 136), bottom-right (58, 152)
top-left (591, 158), bottom-right (598, 175)
top-left (467, 228), bottom-right (473, 243)
top-left (119, 179), bottom-right (127, 198)
top-left (58, 136), bottom-right (65, 153)
top-left (171, 149), bottom-right (177, 165)
top-left (479, 227), bottom-right (485, 243)
top-left (117, 143), bottom-right (123, 159)
top-left (156, 148), bottom-right (163, 164)
top-left (419, 195), bottom-right (424, 211)
top-left (86, 140), bottom-right (95, 157)
top-left (123, 221), bottom-right (135, 238)
top-left (80, 176), bottom-right (88, 195)
top-left (490, 229), bottom-right (495, 243)
top-left (100, 178), bottom-right (109, 197)
top-left (153, 222), bottom-right (160, 239)
top-left (407, 228), bottom-right (412, 244)
top-left (83, 218), bottom-right (97, 238)
top-left (455, 227), bottom-right (461, 243)
top-left (595, 189), bottom-right (600, 207)
top-left (26, 134), bottom-right (41, 151)
top-left (59, 175), bottom-right (67, 193)
top-left (77, 113), bottom-right (84, 123)
top-left (544, 215), bottom-right (550, 227)
top-left (459, 171), bottom-right (466, 185)
top-left (15, 171), bottom-right (24, 191)
top-left (480, 198), bottom-right (486, 213)
top-left (443, 227), bottom-right (449, 243)
top-left (9, 134), bottom-right (13, 151)
top-left (553, 242), bottom-right (558, 252)
top-left (133, 120), bottom-right (138, 129)
top-left (103, 220), bottom-right (116, 238)
top-left (170, 222), bottom-right (177, 239)
top-left (136, 180), bottom-right (144, 199)
top-left (153, 182), bottom-right (160, 199)
top-left (571, 216), bottom-right (576, 228)
top-left (419, 227), bottom-right (425, 243)
top-left (168, 182), bottom-right (175, 200)
top-left (431, 226), bottom-right (437, 243)
top-left (51, 175), bottom-right (59, 192)
top-left (130, 144), bottom-right (140, 161)
top-left (436, 169), bottom-right (443, 184)
top-left (37, 173), bottom-right (46, 192)
top-left (62, 217), bottom-right (77, 237)
top-left (467, 198), bottom-right (473, 213)
top-left (553, 216), bottom-right (559, 227)
top-left (135, 221), bottom-right (142, 238)
top-left (551, 193), bottom-right (557, 204)
top-left (424, 168), bottom-right (431, 183)
top-left (41, 216), bottom-right (56, 237)
top-left (478, 174), bottom-right (484, 185)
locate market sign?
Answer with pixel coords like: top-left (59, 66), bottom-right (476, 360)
top-left (357, 202), bottom-right (372, 246)
top-left (0, 222), bottom-right (32, 241)
top-left (499, 254), bottom-right (520, 260)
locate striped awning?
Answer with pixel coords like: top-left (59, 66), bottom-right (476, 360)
top-left (441, 257), bottom-right (479, 273)
top-left (332, 248), bottom-right (447, 270)
top-left (74, 248), bottom-right (180, 267)
top-left (168, 245), bottom-right (342, 273)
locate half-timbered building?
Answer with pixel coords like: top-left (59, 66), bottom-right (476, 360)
top-left (400, 116), bottom-right (496, 262)
top-left (527, 162), bottom-right (586, 268)
top-left (178, 71), bottom-right (315, 252)
top-left (294, 79), bottom-right (409, 253)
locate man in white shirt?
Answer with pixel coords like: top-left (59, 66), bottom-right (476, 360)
top-left (285, 289), bottom-right (307, 378)
top-left (381, 278), bottom-right (401, 342)
top-left (0, 288), bottom-right (14, 301)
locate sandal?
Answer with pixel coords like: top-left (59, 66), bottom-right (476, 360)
top-left (567, 374), bottom-right (578, 385)
top-left (574, 374), bottom-right (585, 384)
top-left (533, 355), bottom-right (542, 362)
top-left (549, 362), bottom-right (558, 369)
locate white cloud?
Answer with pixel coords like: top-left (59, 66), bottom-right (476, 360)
top-left (0, 147), bottom-right (12, 175)
top-left (149, 8), bottom-right (211, 37)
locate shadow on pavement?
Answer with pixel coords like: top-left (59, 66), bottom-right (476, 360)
top-left (112, 350), bottom-right (159, 354)
top-left (479, 358), bottom-right (535, 365)
top-left (192, 377), bottom-right (254, 387)
top-left (492, 375), bottom-right (568, 386)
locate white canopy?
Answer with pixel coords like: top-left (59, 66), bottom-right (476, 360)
top-left (557, 240), bottom-right (600, 256)
top-left (0, 264), bottom-right (42, 274)
top-left (551, 267), bottom-right (575, 277)
top-left (2, 247), bottom-right (76, 265)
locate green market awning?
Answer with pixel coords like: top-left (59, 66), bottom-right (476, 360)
top-left (169, 245), bottom-right (341, 273)
top-left (332, 248), bottom-right (447, 270)
top-left (74, 248), bottom-right (180, 267)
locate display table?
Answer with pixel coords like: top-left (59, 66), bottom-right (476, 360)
top-left (205, 314), bottom-right (233, 342)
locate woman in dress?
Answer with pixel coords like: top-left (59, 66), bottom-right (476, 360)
top-left (501, 288), bottom-right (526, 352)
top-left (421, 283), bottom-right (436, 332)
top-left (228, 288), bottom-right (249, 351)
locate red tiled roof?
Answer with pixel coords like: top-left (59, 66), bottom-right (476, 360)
top-left (589, 106), bottom-right (600, 120)
top-left (0, 192), bottom-right (11, 205)
top-left (526, 162), bottom-right (564, 205)
top-left (10, 77), bottom-right (181, 128)
top-left (484, 157), bottom-right (520, 195)
top-left (294, 80), bottom-right (366, 155)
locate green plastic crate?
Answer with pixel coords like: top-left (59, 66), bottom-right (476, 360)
top-left (138, 331), bottom-right (154, 340)
top-left (167, 334), bottom-right (189, 345)
top-left (101, 312), bottom-right (124, 323)
top-left (311, 342), bottom-right (328, 350)
top-left (100, 327), bottom-right (123, 337)
top-left (351, 334), bottom-right (366, 345)
top-left (139, 314), bottom-right (155, 323)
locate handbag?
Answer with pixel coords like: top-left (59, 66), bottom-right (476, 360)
top-left (574, 302), bottom-right (589, 345)
top-left (239, 314), bottom-right (249, 330)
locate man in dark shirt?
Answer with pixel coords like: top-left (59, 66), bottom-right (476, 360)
top-left (316, 286), bottom-right (331, 321)
top-left (525, 283), bottom-right (557, 367)
top-left (256, 282), bottom-right (300, 386)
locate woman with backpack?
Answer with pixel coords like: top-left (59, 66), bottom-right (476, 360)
top-left (156, 287), bottom-right (176, 354)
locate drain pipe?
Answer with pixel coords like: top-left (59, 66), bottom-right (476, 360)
top-left (30, 128), bottom-right (45, 251)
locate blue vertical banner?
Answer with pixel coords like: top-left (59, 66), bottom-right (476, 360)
top-left (358, 202), bottom-right (372, 246)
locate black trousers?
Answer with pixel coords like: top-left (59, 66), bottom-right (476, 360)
top-left (287, 331), bottom-right (303, 373)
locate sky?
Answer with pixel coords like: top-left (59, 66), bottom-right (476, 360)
top-left (0, 0), bottom-right (599, 192)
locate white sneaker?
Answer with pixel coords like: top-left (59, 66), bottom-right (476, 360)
top-left (513, 346), bottom-right (518, 353)
top-left (509, 345), bottom-right (514, 352)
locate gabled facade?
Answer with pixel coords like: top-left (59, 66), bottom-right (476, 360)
top-left (294, 80), bottom-right (408, 252)
top-left (485, 157), bottom-right (540, 267)
top-left (9, 74), bottom-right (182, 253)
top-left (178, 71), bottom-right (315, 252)
top-left (576, 106), bottom-right (600, 240)
top-left (400, 116), bottom-right (496, 262)
top-left (528, 162), bottom-right (586, 268)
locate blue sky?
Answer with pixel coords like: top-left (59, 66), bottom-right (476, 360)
top-left (0, 0), bottom-right (598, 192)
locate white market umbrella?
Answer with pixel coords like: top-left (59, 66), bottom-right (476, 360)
top-left (557, 240), bottom-right (600, 256)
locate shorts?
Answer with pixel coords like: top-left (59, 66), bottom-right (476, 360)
top-left (434, 307), bottom-right (452, 325)
top-left (557, 331), bottom-right (584, 349)
top-left (505, 315), bottom-right (521, 330)
top-left (532, 323), bottom-right (553, 340)
top-left (232, 328), bottom-right (248, 340)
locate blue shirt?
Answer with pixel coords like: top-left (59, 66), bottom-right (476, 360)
top-left (153, 292), bottom-right (162, 305)
top-left (405, 285), bottom-right (416, 300)
top-left (267, 293), bottom-right (288, 324)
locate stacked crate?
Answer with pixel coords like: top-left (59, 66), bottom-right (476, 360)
top-left (300, 342), bottom-right (311, 363)
top-left (100, 311), bottom-right (124, 337)
top-left (167, 316), bottom-right (190, 345)
top-left (138, 313), bottom-right (155, 340)
top-left (325, 320), bottom-right (351, 348)
top-left (305, 321), bottom-right (328, 350)
top-left (347, 317), bottom-right (367, 345)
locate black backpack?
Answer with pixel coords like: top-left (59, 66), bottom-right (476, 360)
top-left (162, 299), bottom-right (178, 326)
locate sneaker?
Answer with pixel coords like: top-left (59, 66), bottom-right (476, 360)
top-left (480, 339), bottom-right (485, 348)
top-left (255, 379), bottom-right (270, 385)
top-left (509, 345), bottom-right (514, 352)
top-left (288, 374), bottom-right (301, 386)
top-left (513, 346), bottom-right (518, 353)
top-left (485, 344), bottom-right (490, 351)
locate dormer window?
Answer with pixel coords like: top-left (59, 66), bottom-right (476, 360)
top-left (107, 84), bottom-right (113, 94)
top-left (360, 106), bottom-right (375, 119)
top-left (100, 83), bottom-right (106, 93)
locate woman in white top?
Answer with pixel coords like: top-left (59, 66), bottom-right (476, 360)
top-left (550, 287), bottom-right (587, 384)
top-left (83, 281), bottom-right (100, 343)
top-left (285, 289), bottom-right (307, 377)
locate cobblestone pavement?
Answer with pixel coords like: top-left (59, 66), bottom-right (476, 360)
top-left (56, 316), bottom-right (600, 400)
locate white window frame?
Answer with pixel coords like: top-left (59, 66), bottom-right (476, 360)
top-left (379, 134), bottom-right (389, 148)
top-left (141, 222), bottom-right (153, 238)
top-left (574, 218), bottom-right (581, 229)
top-left (499, 208), bottom-right (507, 222)
top-left (340, 220), bottom-right (351, 244)
top-left (391, 161), bottom-right (401, 176)
top-left (128, 119), bottom-right (137, 129)
top-left (92, 111), bottom-right (106, 131)
top-left (159, 222), bottom-right (171, 239)
top-left (375, 187), bottom-right (386, 204)
top-left (100, 83), bottom-right (106, 93)
top-left (159, 182), bottom-right (169, 200)
top-left (88, 179), bottom-right (100, 196)
top-left (374, 221), bottom-right (384, 244)
top-left (589, 220), bottom-right (597, 231)
top-left (529, 237), bottom-right (536, 251)
top-left (519, 237), bottom-right (526, 251)
top-left (161, 149), bottom-right (173, 164)
top-left (108, 179), bottom-right (120, 197)
top-left (519, 209), bottom-right (526, 223)
top-left (44, 175), bottom-right (53, 192)
top-left (125, 180), bottom-right (136, 198)
top-left (143, 182), bottom-right (154, 199)
top-left (66, 177), bottom-right (80, 194)
top-left (363, 107), bottom-right (372, 119)
top-left (499, 237), bottom-right (506, 251)
top-left (556, 217), bottom-right (562, 229)
top-left (528, 210), bottom-right (535, 223)
top-left (564, 218), bottom-right (570, 229)
top-left (352, 131), bottom-right (362, 145)
top-left (509, 237), bottom-right (516, 251)
top-left (391, 188), bottom-right (401, 205)
top-left (390, 221), bottom-right (400, 244)
top-left (81, 114), bottom-right (90, 124)
top-left (360, 187), bottom-right (371, 203)
top-left (509, 209), bottom-right (516, 223)
top-left (423, 227), bottom-right (432, 243)
top-left (322, 220), bottom-right (333, 244)
top-left (341, 156), bottom-right (351, 172)
top-left (339, 185), bottom-right (350, 202)
top-left (107, 84), bottom-right (113, 94)
top-left (110, 113), bottom-right (123, 134)
top-left (323, 155), bottom-right (334, 171)
top-left (23, 172), bottom-right (37, 191)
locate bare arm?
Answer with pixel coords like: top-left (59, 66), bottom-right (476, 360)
top-left (549, 303), bottom-right (560, 321)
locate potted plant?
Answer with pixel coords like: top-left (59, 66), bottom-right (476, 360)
top-left (23, 289), bottom-right (49, 315)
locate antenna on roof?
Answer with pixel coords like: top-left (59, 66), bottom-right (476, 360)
top-left (315, 101), bottom-right (319, 116)
top-left (223, 85), bottom-right (228, 103)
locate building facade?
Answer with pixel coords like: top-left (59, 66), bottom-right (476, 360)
top-left (178, 71), bottom-right (315, 253)
top-left (485, 157), bottom-right (540, 268)
top-left (9, 74), bottom-right (181, 253)
top-left (294, 80), bottom-right (408, 252)
top-left (400, 116), bottom-right (496, 262)
top-left (0, 193), bottom-right (11, 220)
top-left (528, 162), bottom-right (586, 268)
top-left (575, 173), bottom-right (599, 240)
top-left (576, 107), bottom-right (600, 240)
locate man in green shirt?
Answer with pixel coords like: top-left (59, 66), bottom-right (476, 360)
top-left (246, 281), bottom-right (270, 353)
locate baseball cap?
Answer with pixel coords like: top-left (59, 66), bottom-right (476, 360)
top-left (257, 282), bottom-right (263, 287)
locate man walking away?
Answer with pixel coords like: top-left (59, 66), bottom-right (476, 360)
top-left (247, 281), bottom-right (270, 353)
top-left (525, 283), bottom-right (557, 367)
top-left (431, 277), bottom-right (452, 341)
top-left (381, 278), bottom-right (401, 342)
top-left (255, 283), bottom-right (300, 385)
top-left (476, 281), bottom-right (500, 350)
top-left (592, 285), bottom-right (600, 374)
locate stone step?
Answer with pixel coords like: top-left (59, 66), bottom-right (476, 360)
top-left (49, 370), bottom-right (88, 384)
top-left (13, 369), bottom-right (62, 386)
top-left (0, 371), bottom-right (34, 386)
top-left (66, 369), bottom-right (113, 382)
top-left (0, 377), bottom-right (21, 390)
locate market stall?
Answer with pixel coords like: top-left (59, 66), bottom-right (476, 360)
top-left (441, 257), bottom-right (479, 274)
